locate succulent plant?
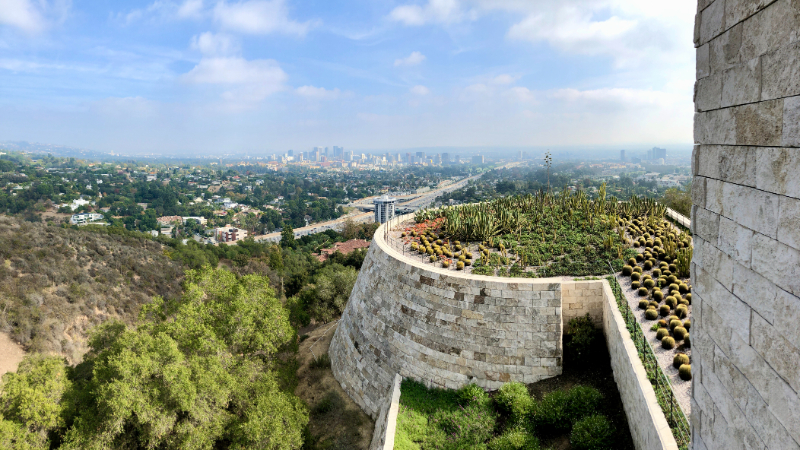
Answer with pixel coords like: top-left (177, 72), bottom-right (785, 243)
top-left (429, 255), bottom-right (437, 262)
top-left (684, 334), bottom-right (691, 347)
top-left (685, 293), bottom-right (692, 304)
top-left (673, 326), bottom-right (688, 341)
top-left (667, 275), bottom-right (678, 284)
top-left (669, 319), bottom-right (682, 330)
top-left (675, 305), bottom-right (688, 319)
top-left (631, 272), bottom-right (641, 281)
top-left (622, 265), bottom-right (633, 276)
top-left (652, 290), bottom-right (664, 301)
top-left (659, 305), bottom-right (670, 317)
top-left (652, 268), bottom-right (662, 278)
top-left (683, 320), bottom-right (691, 330)
top-left (661, 336), bottom-right (676, 349)
top-left (442, 260), bottom-right (451, 268)
top-left (638, 287), bottom-right (648, 296)
top-left (645, 309), bottom-right (659, 320)
top-left (643, 260), bottom-right (653, 270)
top-left (665, 296), bottom-right (677, 308)
top-left (644, 279), bottom-right (655, 289)
top-left (636, 253), bottom-right (644, 262)
top-left (638, 300), bottom-right (650, 310)
top-left (678, 364), bottom-right (692, 380)
top-left (627, 257), bottom-right (637, 266)
top-left (633, 267), bottom-right (643, 275)
top-left (656, 328), bottom-right (669, 340)
top-left (456, 261), bottom-right (465, 270)
top-left (673, 353), bottom-right (690, 369)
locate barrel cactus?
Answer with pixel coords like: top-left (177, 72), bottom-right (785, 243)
top-left (661, 336), bottom-right (676, 349)
top-left (659, 305), bottom-right (670, 316)
top-left (679, 364), bottom-right (692, 380)
top-left (631, 281), bottom-right (640, 289)
top-left (656, 328), bottom-right (669, 340)
top-left (683, 320), bottom-right (691, 330)
top-left (645, 309), bottom-right (659, 320)
top-left (684, 333), bottom-right (691, 347)
top-left (673, 326), bottom-right (688, 341)
top-left (622, 265), bottom-right (633, 276)
top-left (638, 300), bottom-right (650, 310)
top-left (638, 287), bottom-right (648, 296)
top-left (673, 353), bottom-right (690, 369)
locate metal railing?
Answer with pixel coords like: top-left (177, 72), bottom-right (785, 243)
top-left (665, 208), bottom-right (691, 230)
top-left (605, 267), bottom-right (690, 450)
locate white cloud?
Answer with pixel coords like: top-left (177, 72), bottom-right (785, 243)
top-left (182, 57), bottom-right (287, 102)
top-left (177, 0), bottom-right (204, 19)
top-left (0, 0), bottom-right (66, 33)
top-left (389, 0), bottom-right (472, 26)
top-left (191, 32), bottom-right (239, 56)
top-left (491, 74), bottom-right (518, 85)
top-left (410, 85), bottom-right (430, 95)
top-left (213, 0), bottom-right (312, 36)
top-left (296, 85), bottom-right (341, 100)
top-left (394, 51), bottom-right (426, 67)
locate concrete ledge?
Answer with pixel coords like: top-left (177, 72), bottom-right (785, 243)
top-left (369, 373), bottom-right (402, 450)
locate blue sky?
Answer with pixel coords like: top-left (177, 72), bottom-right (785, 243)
top-left (0, 0), bottom-right (696, 155)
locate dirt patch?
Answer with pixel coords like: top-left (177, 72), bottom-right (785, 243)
top-left (296, 320), bottom-right (373, 450)
top-left (0, 332), bottom-right (26, 377)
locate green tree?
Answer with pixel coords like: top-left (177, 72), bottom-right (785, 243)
top-left (295, 264), bottom-right (358, 324)
top-left (659, 184), bottom-right (692, 217)
top-left (281, 223), bottom-right (295, 248)
top-left (0, 354), bottom-right (72, 449)
top-left (62, 266), bottom-right (307, 450)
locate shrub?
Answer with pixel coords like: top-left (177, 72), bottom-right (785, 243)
top-left (638, 300), bottom-right (650, 310)
top-left (659, 305), bottom-right (670, 316)
top-left (533, 390), bottom-right (571, 433)
top-left (643, 260), bottom-right (653, 270)
top-left (310, 354), bottom-right (332, 370)
top-left (679, 364), bottom-right (692, 381)
top-left (656, 328), bottom-right (669, 340)
top-left (621, 265), bottom-right (633, 276)
top-left (496, 382), bottom-right (533, 424)
top-left (652, 290), bottom-right (664, 301)
top-left (567, 314), bottom-right (597, 357)
top-left (457, 384), bottom-right (489, 406)
top-left (673, 326), bottom-right (688, 341)
top-left (631, 281), bottom-right (640, 289)
top-left (630, 272), bottom-right (641, 281)
top-left (645, 309), bottom-right (659, 320)
top-left (673, 353), bottom-right (690, 369)
top-left (683, 320), bottom-right (691, 330)
top-left (669, 319), bottom-right (682, 330)
top-left (684, 334), bottom-right (691, 347)
top-left (570, 415), bottom-right (614, 450)
top-left (488, 428), bottom-right (542, 450)
top-left (564, 386), bottom-right (603, 424)
top-left (643, 279), bottom-right (655, 289)
top-left (661, 336), bottom-right (676, 349)
top-left (638, 287), bottom-right (648, 296)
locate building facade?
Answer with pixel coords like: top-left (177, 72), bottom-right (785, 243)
top-left (373, 195), bottom-right (396, 224)
top-left (692, 1), bottom-right (800, 449)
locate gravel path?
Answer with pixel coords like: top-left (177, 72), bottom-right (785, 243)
top-left (0, 332), bottom-right (25, 377)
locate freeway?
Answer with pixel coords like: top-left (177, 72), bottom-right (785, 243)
top-left (252, 164), bottom-right (518, 243)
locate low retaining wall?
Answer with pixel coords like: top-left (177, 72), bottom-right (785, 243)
top-left (602, 281), bottom-right (679, 450)
top-left (562, 280), bottom-right (605, 330)
top-left (369, 374), bottom-right (402, 450)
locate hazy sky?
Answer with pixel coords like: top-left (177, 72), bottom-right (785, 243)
top-left (0, 0), bottom-right (696, 154)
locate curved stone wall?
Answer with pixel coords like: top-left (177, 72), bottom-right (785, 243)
top-left (330, 220), bottom-right (564, 418)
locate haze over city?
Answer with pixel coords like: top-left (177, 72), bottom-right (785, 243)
top-left (0, 0), bottom-right (696, 155)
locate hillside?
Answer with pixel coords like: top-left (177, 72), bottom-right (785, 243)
top-left (0, 216), bottom-right (184, 362)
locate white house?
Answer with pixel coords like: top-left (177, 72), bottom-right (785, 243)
top-left (70, 213), bottom-right (104, 225)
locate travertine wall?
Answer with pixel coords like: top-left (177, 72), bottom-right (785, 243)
top-left (562, 280), bottom-right (605, 330)
top-left (329, 229), bottom-right (563, 418)
top-left (693, 1), bottom-right (800, 449)
top-left (602, 282), bottom-right (679, 450)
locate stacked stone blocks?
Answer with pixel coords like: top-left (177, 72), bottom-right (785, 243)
top-left (693, 1), bottom-right (800, 449)
top-left (330, 229), bottom-right (565, 418)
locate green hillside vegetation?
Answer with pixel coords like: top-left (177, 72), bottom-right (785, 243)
top-left (0, 266), bottom-right (308, 450)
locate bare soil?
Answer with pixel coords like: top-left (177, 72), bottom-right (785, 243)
top-left (0, 332), bottom-right (25, 377)
top-left (295, 320), bottom-right (374, 450)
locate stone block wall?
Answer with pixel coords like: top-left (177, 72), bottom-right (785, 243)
top-left (562, 280), bottom-right (605, 330)
top-left (693, 1), bottom-right (800, 449)
top-left (329, 228), bottom-right (563, 418)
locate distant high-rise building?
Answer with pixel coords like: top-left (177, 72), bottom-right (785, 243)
top-left (441, 153), bottom-right (450, 164)
top-left (518, 150), bottom-right (523, 160)
top-left (454, 155), bottom-right (460, 164)
top-left (333, 146), bottom-right (343, 159)
top-left (373, 195), bottom-right (396, 224)
top-left (620, 150), bottom-right (626, 162)
top-left (288, 149), bottom-right (294, 157)
top-left (434, 154), bottom-right (441, 164)
top-left (416, 151), bottom-right (426, 159)
top-left (343, 150), bottom-right (352, 161)
top-left (472, 155), bottom-right (485, 164)
top-left (653, 147), bottom-right (666, 160)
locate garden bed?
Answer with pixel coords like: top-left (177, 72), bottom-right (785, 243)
top-left (394, 319), bottom-right (635, 450)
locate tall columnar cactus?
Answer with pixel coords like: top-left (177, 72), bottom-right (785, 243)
top-left (676, 247), bottom-right (692, 278)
